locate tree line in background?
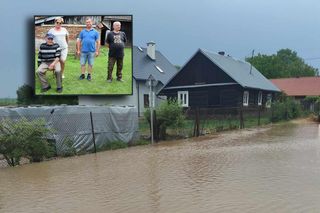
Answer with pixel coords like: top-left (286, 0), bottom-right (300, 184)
top-left (245, 48), bottom-right (319, 79)
top-left (16, 84), bottom-right (78, 106)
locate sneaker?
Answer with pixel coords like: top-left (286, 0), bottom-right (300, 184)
top-left (106, 79), bottom-right (112, 83)
top-left (62, 75), bottom-right (65, 79)
top-left (116, 78), bottom-right (124, 82)
top-left (56, 87), bottom-right (63, 93)
top-left (87, 74), bottom-right (91, 81)
top-left (79, 74), bottom-right (85, 80)
top-left (41, 85), bottom-right (51, 92)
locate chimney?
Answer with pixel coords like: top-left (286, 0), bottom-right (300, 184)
top-left (218, 51), bottom-right (225, 56)
top-left (147, 41), bottom-right (156, 60)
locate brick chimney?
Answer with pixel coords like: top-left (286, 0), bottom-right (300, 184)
top-left (147, 41), bottom-right (156, 60)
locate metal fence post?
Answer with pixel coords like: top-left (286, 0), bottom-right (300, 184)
top-left (90, 111), bottom-right (97, 153)
top-left (258, 106), bottom-right (261, 126)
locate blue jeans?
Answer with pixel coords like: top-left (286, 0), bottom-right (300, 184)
top-left (80, 52), bottom-right (95, 66)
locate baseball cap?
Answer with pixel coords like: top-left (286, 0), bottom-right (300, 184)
top-left (46, 33), bottom-right (55, 39)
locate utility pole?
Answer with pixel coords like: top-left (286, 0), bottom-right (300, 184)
top-left (146, 75), bottom-right (158, 144)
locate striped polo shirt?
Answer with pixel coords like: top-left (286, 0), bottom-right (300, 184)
top-left (37, 43), bottom-right (61, 64)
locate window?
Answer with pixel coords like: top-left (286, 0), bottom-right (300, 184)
top-left (258, 91), bottom-right (262, 106)
top-left (144, 94), bottom-right (149, 108)
top-left (266, 94), bottom-right (272, 108)
top-left (178, 91), bottom-right (189, 107)
top-left (155, 65), bottom-right (164, 73)
top-left (243, 91), bottom-right (249, 106)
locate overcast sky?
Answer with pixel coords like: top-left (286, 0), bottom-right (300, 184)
top-left (1, 0), bottom-right (320, 97)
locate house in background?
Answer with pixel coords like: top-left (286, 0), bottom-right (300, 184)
top-left (270, 77), bottom-right (320, 110)
top-left (78, 42), bottom-right (178, 116)
top-left (159, 49), bottom-right (280, 108)
top-left (35, 15), bottom-right (132, 51)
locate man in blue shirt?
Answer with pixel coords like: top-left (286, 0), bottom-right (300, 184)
top-left (76, 18), bottom-right (100, 81)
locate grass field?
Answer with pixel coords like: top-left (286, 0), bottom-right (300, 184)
top-left (0, 98), bottom-right (17, 106)
top-left (35, 47), bottom-right (132, 95)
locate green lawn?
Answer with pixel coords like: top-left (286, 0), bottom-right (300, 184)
top-left (35, 47), bottom-right (132, 95)
top-left (139, 114), bottom-right (273, 137)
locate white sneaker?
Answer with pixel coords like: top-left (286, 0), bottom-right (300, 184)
top-left (62, 75), bottom-right (65, 79)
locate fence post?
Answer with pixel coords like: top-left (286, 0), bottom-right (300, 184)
top-left (193, 107), bottom-right (200, 137)
top-left (258, 106), bottom-right (261, 126)
top-left (239, 106), bottom-right (244, 129)
top-left (153, 110), bottom-right (158, 141)
top-left (90, 112), bottom-right (97, 153)
top-left (318, 102), bottom-right (320, 122)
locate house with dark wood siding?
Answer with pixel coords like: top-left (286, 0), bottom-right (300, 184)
top-left (159, 49), bottom-right (280, 108)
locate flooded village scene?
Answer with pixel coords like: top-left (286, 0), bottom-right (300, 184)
top-left (1, 2), bottom-right (320, 213)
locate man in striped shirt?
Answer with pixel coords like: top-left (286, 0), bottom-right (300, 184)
top-left (37, 33), bottom-right (62, 93)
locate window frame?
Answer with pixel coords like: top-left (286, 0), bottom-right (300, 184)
top-left (258, 91), bottom-right (263, 106)
top-left (243, 91), bottom-right (249, 106)
top-left (178, 91), bottom-right (189, 107)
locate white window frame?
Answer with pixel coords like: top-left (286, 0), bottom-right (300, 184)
top-left (243, 91), bottom-right (249, 106)
top-left (266, 94), bottom-right (272, 108)
top-left (178, 91), bottom-right (189, 107)
top-left (258, 91), bottom-right (263, 106)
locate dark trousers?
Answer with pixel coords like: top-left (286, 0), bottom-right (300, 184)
top-left (107, 57), bottom-right (123, 80)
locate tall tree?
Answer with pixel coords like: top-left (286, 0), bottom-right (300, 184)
top-left (246, 49), bottom-right (318, 78)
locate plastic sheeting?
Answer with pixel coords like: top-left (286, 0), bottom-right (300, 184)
top-left (0, 105), bottom-right (139, 155)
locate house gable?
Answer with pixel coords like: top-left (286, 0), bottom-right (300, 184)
top-left (166, 50), bottom-right (236, 88)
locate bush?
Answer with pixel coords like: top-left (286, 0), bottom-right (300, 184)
top-left (144, 99), bottom-right (185, 140)
top-left (271, 97), bottom-right (302, 122)
top-left (0, 118), bottom-right (53, 166)
top-left (60, 137), bottom-right (77, 157)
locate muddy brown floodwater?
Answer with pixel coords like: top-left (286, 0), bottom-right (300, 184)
top-left (0, 122), bottom-right (320, 213)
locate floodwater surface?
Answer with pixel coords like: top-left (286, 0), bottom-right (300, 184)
top-left (0, 122), bottom-right (320, 213)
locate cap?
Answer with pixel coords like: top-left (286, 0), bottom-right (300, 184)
top-left (46, 33), bottom-right (54, 39)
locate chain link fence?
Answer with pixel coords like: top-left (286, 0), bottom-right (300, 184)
top-left (0, 106), bottom-right (139, 168)
top-left (141, 106), bottom-right (274, 141)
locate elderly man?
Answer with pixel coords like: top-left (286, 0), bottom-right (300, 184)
top-left (36, 33), bottom-right (62, 93)
top-left (77, 18), bottom-right (100, 81)
top-left (106, 21), bottom-right (127, 82)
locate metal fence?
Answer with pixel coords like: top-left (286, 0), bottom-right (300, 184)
top-left (143, 106), bottom-right (274, 141)
top-left (0, 106), bottom-right (139, 168)
top-left (186, 106), bottom-right (273, 137)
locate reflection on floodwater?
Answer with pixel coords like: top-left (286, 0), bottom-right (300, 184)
top-left (0, 122), bottom-right (320, 213)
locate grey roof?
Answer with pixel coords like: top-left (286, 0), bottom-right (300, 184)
top-left (200, 49), bottom-right (280, 92)
top-left (103, 16), bottom-right (132, 21)
top-left (133, 46), bottom-right (178, 85)
top-left (35, 16), bottom-right (61, 25)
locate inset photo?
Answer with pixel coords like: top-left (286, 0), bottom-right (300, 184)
top-left (34, 15), bottom-right (132, 95)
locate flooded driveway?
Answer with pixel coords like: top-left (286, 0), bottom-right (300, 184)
top-left (0, 122), bottom-right (320, 213)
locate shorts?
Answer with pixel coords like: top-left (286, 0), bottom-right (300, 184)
top-left (80, 52), bottom-right (95, 66)
top-left (60, 48), bottom-right (68, 62)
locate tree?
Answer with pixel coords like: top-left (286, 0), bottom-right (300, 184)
top-left (16, 84), bottom-right (35, 105)
top-left (16, 84), bottom-right (78, 106)
top-left (246, 49), bottom-right (318, 79)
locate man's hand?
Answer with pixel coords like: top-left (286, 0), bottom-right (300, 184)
top-left (77, 50), bottom-right (80, 56)
top-left (95, 51), bottom-right (99, 57)
top-left (49, 63), bottom-right (55, 70)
